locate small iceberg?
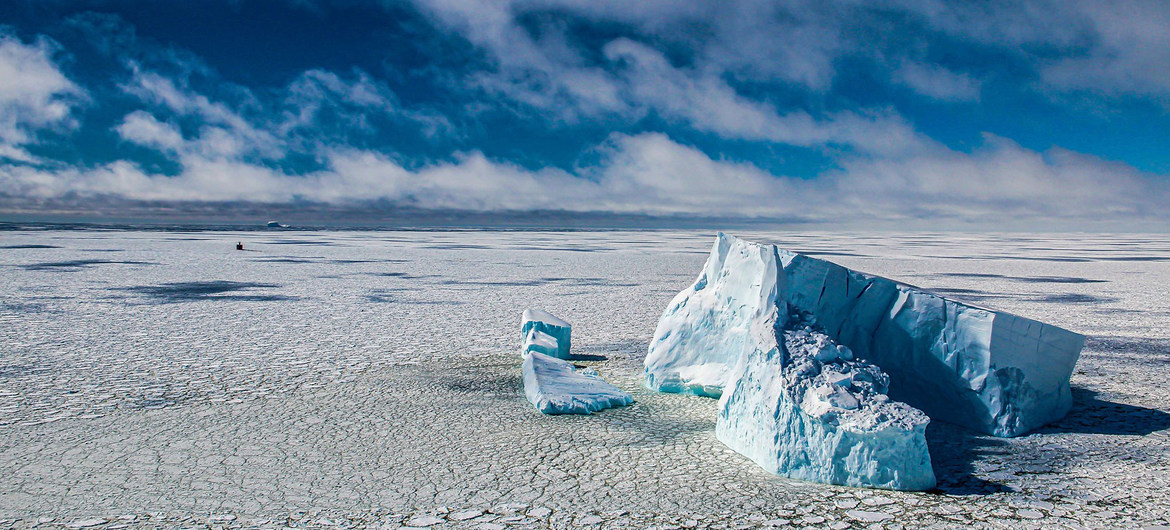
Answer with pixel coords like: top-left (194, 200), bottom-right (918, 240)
top-left (518, 310), bottom-right (631, 414)
top-left (523, 352), bottom-right (633, 414)
top-left (521, 309), bottom-right (571, 359)
top-left (266, 221), bottom-right (284, 228)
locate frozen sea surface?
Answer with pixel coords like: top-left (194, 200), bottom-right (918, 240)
top-left (0, 228), bottom-right (1168, 528)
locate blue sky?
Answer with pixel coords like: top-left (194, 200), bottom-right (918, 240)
top-left (1, 0), bottom-right (1169, 228)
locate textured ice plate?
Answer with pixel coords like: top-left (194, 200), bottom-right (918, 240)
top-left (523, 352), bottom-right (633, 414)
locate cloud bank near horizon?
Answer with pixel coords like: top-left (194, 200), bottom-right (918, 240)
top-left (1, 1), bottom-right (1169, 227)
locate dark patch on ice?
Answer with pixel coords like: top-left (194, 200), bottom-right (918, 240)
top-left (1084, 335), bottom-right (1170, 354)
top-left (926, 422), bottom-right (1014, 496)
top-left (438, 371), bottom-right (522, 395)
top-left (1094, 256), bottom-right (1170, 262)
top-left (262, 239), bottom-right (337, 246)
top-left (330, 259), bottom-right (406, 264)
top-left (923, 287), bottom-right (1012, 304)
top-left (0, 244), bottom-right (59, 249)
top-left (251, 257), bottom-right (315, 263)
top-left (1016, 276), bottom-right (1107, 284)
top-left (427, 244), bottom-right (492, 250)
top-left (20, 259), bottom-right (155, 271)
top-left (1041, 387), bottom-right (1170, 436)
top-left (366, 292), bottom-right (397, 303)
top-left (1034, 293), bottom-right (1118, 304)
top-left (80, 248), bottom-right (124, 252)
top-left (938, 273), bottom-right (1107, 284)
top-left (567, 354), bottom-right (608, 362)
top-left (119, 280), bottom-right (296, 303)
top-left (0, 364), bottom-right (53, 379)
top-left (1, 301), bottom-right (51, 313)
top-left (371, 271), bottom-right (416, 278)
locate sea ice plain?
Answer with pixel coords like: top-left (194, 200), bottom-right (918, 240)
top-left (1, 228), bottom-right (1169, 528)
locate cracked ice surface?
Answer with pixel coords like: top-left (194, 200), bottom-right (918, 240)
top-left (0, 229), bottom-right (1169, 528)
top-left (523, 351), bottom-right (633, 414)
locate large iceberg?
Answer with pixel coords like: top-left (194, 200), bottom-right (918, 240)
top-left (646, 234), bottom-right (934, 490)
top-left (647, 233), bottom-right (1085, 438)
top-left (523, 352), bottom-right (633, 414)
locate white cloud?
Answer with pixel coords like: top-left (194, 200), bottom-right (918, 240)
top-left (4, 127), bottom-right (1167, 227)
top-left (0, 31), bottom-right (86, 161)
top-left (121, 65), bottom-right (283, 160)
top-left (893, 62), bottom-right (981, 102)
top-left (281, 69), bottom-right (452, 138)
top-left (115, 110), bottom-right (184, 152)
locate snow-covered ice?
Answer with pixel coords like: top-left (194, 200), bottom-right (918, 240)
top-left (521, 309), bottom-right (571, 359)
top-left (523, 352), bottom-right (633, 414)
top-left (0, 228), bottom-right (1167, 527)
top-left (717, 319), bottom-right (935, 490)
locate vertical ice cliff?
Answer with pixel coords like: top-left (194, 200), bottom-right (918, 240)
top-left (646, 233), bottom-right (1085, 439)
top-left (777, 249), bottom-right (1084, 437)
top-left (646, 234), bottom-right (935, 490)
top-left (644, 234), bottom-right (785, 397)
top-left (717, 320), bottom-right (935, 491)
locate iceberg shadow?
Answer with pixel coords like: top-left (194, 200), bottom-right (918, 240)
top-left (925, 422), bottom-right (1015, 496)
top-left (1038, 387), bottom-right (1170, 436)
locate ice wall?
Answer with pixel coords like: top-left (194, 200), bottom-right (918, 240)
top-left (644, 235), bottom-right (785, 397)
top-left (645, 234), bottom-right (934, 489)
top-left (778, 250), bottom-right (1084, 437)
top-left (522, 309), bottom-right (572, 359)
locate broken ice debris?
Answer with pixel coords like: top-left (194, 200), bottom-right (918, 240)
top-left (523, 352), bottom-right (633, 414)
top-left (522, 328), bottom-right (562, 358)
top-left (717, 319), bottom-right (935, 491)
top-left (522, 309), bottom-right (571, 359)
top-left (648, 233), bottom-right (1084, 438)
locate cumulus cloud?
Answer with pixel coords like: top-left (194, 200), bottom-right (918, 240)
top-left (0, 30), bottom-right (86, 162)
